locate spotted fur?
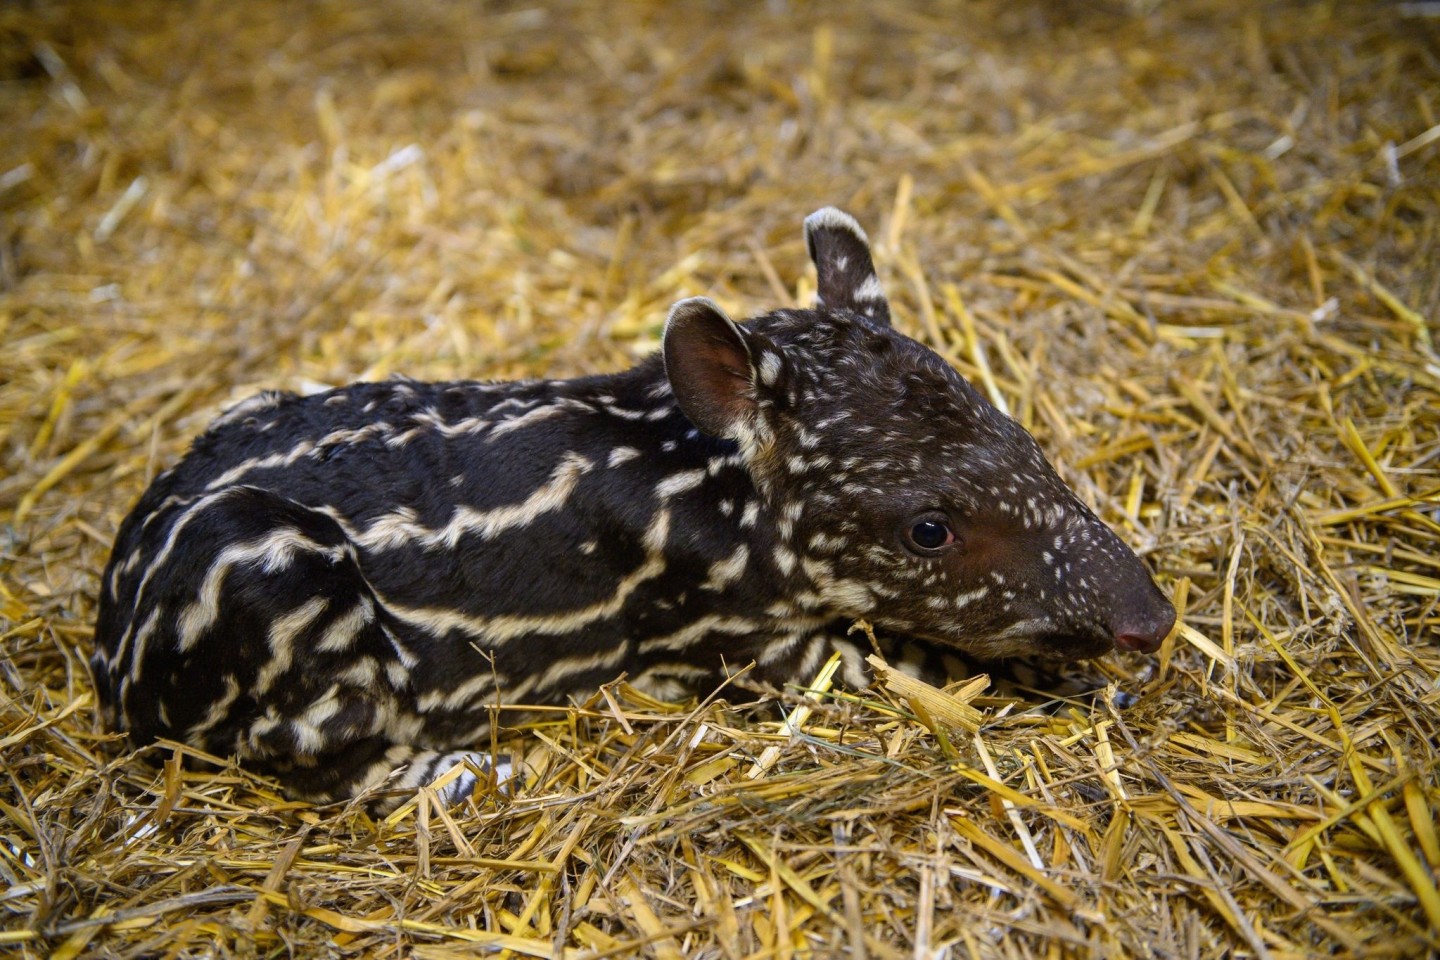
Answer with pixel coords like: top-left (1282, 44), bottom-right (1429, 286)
top-left (91, 208), bottom-right (1174, 806)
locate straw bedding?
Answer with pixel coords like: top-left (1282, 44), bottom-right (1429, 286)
top-left (2, 1), bottom-right (1438, 956)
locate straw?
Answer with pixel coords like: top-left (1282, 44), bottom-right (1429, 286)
top-left (2, 1), bottom-right (1438, 956)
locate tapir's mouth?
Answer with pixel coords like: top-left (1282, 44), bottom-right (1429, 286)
top-left (1031, 629), bottom-right (1115, 660)
top-left (902, 622), bottom-right (1115, 662)
top-left (971, 615), bottom-right (1117, 661)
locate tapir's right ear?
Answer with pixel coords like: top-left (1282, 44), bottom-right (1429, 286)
top-left (804, 207), bottom-right (890, 326)
top-left (663, 297), bottom-right (772, 440)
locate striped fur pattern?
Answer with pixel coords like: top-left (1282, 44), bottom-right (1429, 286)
top-left (91, 208), bottom-right (1174, 806)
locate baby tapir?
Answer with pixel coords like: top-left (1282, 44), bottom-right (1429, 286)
top-left (91, 208), bottom-right (1175, 806)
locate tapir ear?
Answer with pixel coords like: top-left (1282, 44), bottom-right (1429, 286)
top-left (803, 206), bottom-right (890, 326)
top-left (664, 297), bottom-right (766, 439)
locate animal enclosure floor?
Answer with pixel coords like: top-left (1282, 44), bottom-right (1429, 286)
top-left (2, 1), bottom-right (1438, 956)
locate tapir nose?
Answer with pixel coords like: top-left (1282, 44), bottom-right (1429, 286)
top-left (1111, 597), bottom-right (1177, 654)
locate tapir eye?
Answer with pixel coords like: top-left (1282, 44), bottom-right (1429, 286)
top-left (903, 514), bottom-right (957, 554)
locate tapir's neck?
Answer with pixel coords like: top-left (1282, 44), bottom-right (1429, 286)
top-left (548, 359), bottom-right (821, 615)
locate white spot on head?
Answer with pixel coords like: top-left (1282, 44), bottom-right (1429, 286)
top-left (656, 469), bottom-right (705, 498)
top-left (703, 545), bottom-right (750, 590)
top-left (774, 546), bottom-right (797, 576)
top-left (758, 351), bottom-right (783, 387)
top-left (954, 586), bottom-right (988, 609)
top-left (818, 578), bottom-right (873, 612)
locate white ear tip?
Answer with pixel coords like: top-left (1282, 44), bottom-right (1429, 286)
top-left (663, 296), bottom-right (728, 335)
top-left (667, 296), bottom-right (722, 321)
top-left (804, 207), bottom-right (870, 245)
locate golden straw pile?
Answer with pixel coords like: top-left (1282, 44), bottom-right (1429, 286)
top-left (2, 1), bottom-right (1438, 956)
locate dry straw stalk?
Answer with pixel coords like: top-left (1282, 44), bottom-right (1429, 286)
top-left (2, 1), bottom-right (1438, 956)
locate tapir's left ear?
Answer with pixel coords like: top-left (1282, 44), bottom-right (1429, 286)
top-left (664, 297), bottom-right (784, 440)
top-left (803, 207), bottom-right (890, 326)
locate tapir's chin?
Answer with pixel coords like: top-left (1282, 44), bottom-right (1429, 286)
top-left (1032, 631), bottom-right (1115, 660)
top-left (954, 625), bottom-right (1115, 662)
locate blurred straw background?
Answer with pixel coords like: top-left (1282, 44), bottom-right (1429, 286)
top-left (2, 1), bottom-right (1438, 956)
